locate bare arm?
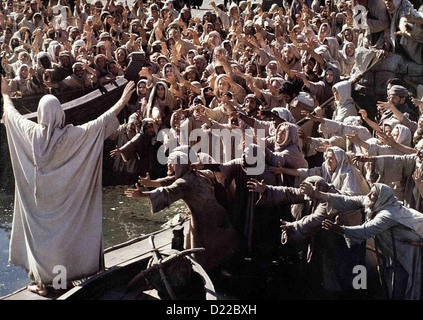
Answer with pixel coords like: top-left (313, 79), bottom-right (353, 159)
top-left (109, 81), bottom-right (136, 115)
top-left (377, 131), bottom-right (418, 155)
top-left (358, 109), bottom-right (382, 133)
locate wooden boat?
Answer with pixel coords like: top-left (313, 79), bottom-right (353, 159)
top-left (1, 217), bottom-right (217, 300)
top-left (6, 77), bottom-right (129, 125)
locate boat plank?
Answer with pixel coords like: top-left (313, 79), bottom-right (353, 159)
top-left (1, 219), bottom-right (190, 300)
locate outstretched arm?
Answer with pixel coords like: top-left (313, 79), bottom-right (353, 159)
top-left (109, 81), bottom-right (136, 116)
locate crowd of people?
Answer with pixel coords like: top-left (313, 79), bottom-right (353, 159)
top-left (1, 0), bottom-right (423, 300)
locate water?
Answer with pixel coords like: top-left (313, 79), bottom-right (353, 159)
top-left (0, 186), bottom-right (187, 297)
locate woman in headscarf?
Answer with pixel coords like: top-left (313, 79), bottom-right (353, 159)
top-left (322, 37), bottom-right (342, 64)
top-left (318, 22), bottom-right (331, 43)
top-left (10, 51), bottom-right (33, 76)
top-left (209, 74), bottom-right (246, 108)
top-left (302, 64), bottom-right (341, 114)
top-left (340, 42), bottom-right (356, 76)
top-left (93, 54), bottom-right (109, 85)
top-left (134, 79), bottom-right (150, 118)
top-left (338, 26), bottom-right (358, 49)
top-left (192, 54), bottom-right (207, 75)
top-left (9, 64), bottom-right (37, 96)
top-left (273, 146), bottom-right (370, 195)
top-left (72, 39), bottom-right (87, 60)
top-left (331, 80), bottom-right (358, 123)
top-left (319, 183), bottom-right (423, 300)
top-left (114, 47), bottom-right (129, 71)
top-left (146, 81), bottom-right (177, 129)
top-left (47, 41), bottom-right (62, 64)
top-left (266, 122), bottom-right (308, 187)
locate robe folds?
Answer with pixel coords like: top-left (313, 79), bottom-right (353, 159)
top-left (4, 98), bottom-right (119, 284)
top-left (327, 193), bottom-right (423, 300)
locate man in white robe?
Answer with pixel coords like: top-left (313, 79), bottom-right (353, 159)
top-left (1, 77), bottom-right (135, 296)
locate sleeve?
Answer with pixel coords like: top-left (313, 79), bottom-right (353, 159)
top-left (366, 0), bottom-right (390, 33)
top-left (343, 213), bottom-right (397, 247)
top-left (265, 147), bottom-right (288, 167)
top-left (148, 179), bottom-right (188, 213)
top-left (256, 185), bottom-right (305, 207)
top-left (373, 154), bottom-right (415, 184)
top-left (79, 109), bottom-right (120, 139)
top-left (298, 167), bottom-right (323, 182)
top-left (326, 193), bottom-right (366, 214)
top-left (3, 96), bottom-right (38, 143)
top-left (401, 114), bottom-right (418, 134)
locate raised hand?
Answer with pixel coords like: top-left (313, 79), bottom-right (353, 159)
top-left (377, 131), bottom-right (395, 146)
top-left (1, 75), bottom-right (11, 96)
top-left (376, 101), bottom-right (395, 113)
top-left (412, 168), bottom-right (423, 186)
top-left (138, 172), bottom-right (153, 187)
top-left (120, 80), bottom-right (136, 105)
top-left (358, 109), bottom-right (368, 120)
top-left (247, 178), bottom-right (267, 194)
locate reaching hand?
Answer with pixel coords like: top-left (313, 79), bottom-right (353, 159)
top-left (110, 146), bottom-right (122, 158)
top-left (351, 155), bottom-right (375, 166)
top-left (1, 75), bottom-right (11, 96)
top-left (413, 168), bottom-right (423, 187)
top-left (120, 81), bottom-right (136, 105)
top-left (138, 173), bottom-right (154, 187)
top-left (268, 163), bottom-right (285, 175)
top-left (358, 109), bottom-right (368, 120)
top-left (124, 184), bottom-right (147, 198)
top-left (377, 131), bottom-right (395, 146)
top-left (322, 216), bottom-right (344, 234)
top-left (300, 110), bottom-right (323, 123)
top-left (299, 181), bottom-right (315, 198)
top-left (247, 178), bottom-right (267, 194)
top-left (411, 97), bottom-right (423, 108)
top-left (345, 131), bottom-right (361, 145)
top-left (376, 101), bottom-right (395, 113)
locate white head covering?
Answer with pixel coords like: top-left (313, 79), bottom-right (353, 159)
top-left (393, 124), bottom-right (412, 146)
top-left (368, 183), bottom-right (423, 237)
top-left (296, 92), bottom-right (315, 107)
top-left (271, 108), bottom-right (296, 123)
top-left (33, 95), bottom-right (68, 169)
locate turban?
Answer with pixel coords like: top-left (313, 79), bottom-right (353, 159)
top-left (389, 85), bottom-right (409, 97)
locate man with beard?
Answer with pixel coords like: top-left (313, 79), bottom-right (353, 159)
top-left (301, 182), bottom-right (423, 300)
top-left (124, 150), bottom-right (240, 270)
top-left (45, 61), bottom-right (98, 91)
top-left (48, 51), bottom-right (73, 83)
top-left (110, 118), bottom-right (166, 179)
